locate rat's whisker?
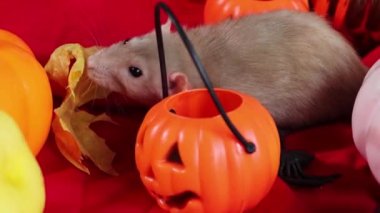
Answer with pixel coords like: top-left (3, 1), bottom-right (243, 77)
top-left (113, 95), bottom-right (127, 115)
top-left (89, 82), bottom-right (99, 110)
top-left (82, 78), bottom-right (94, 98)
top-left (78, 13), bottom-right (103, 46)
top-left (87, 26), bottom-right (102, 47)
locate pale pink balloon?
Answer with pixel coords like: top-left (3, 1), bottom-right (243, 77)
top-left (352, 59), bottom-right (380, 184)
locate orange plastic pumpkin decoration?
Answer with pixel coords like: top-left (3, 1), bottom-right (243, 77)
top-left (311, 0), bottom-right (380, 30)
top-left (135, 89), bottom-right (281, 212)
top-left (0, 30), bottom-right (53, 155)
top-left (311, 0), bottom-right (380, 54)
top-left (204, 0), bottom-right (310, 24)
top-left (0, 29), bottom-right (34, 55)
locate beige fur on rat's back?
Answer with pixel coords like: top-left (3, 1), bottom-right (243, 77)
top-left (88, 10), bottom-right (368, 130)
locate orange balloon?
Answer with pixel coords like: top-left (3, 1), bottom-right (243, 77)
top-left (135, 88), bottom-right (280, 212)
top-left (204, 0), bottom-right (310, 24)
top-left (0, 37), bottom-right (52, 155)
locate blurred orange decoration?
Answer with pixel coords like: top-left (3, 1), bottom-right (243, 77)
top-left (0, 29), bottom-right (34, 55)
top-left (135, 88), bottom-right (280, 212)
top-left (0, 29), bottom-right (52, 155)
top-left (311, 0), bottom-right (380, 54)
top-left (204, 0), bottom-right (310, 24)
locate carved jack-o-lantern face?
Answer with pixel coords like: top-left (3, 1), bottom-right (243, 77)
top-left (204, 0), bottom-right (310, 24)
top-left (135, 89), bottom-right (280, 212)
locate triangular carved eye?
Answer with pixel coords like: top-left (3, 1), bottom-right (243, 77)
top-left (146, 166), bottom-right (155, 180)
top-left (167, 142), bottom-right (183, 165)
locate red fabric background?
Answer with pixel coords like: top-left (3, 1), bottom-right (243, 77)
top-left (1, 0), bottom-right (380, 212)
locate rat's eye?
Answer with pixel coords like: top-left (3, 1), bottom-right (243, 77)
top-left (129, 66), bottom-right (143, 78)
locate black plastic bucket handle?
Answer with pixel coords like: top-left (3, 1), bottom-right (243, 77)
top-left (154, 2), bottom-right (255, 154)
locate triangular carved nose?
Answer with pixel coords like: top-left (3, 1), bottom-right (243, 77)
top-left (167, 142), bottom-right (183, 166)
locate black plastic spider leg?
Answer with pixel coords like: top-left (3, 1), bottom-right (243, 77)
top-left (278, 129), bottom-right (340, 187)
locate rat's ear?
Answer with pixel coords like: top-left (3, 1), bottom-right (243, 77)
top-left (169, 72), bottom-right (191, 95)
top-left (162, 18), bottom-right (172, 33)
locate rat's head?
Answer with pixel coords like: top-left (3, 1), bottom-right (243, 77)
top-left (87, 20), bottom-right (191, 107)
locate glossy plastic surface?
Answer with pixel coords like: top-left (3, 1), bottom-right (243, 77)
top-left (204, 0), bottom-right (309, 24)
top-left (135, 88), bottom-right (280, 212)
top-left (0, 32), bottom-right (52, 155)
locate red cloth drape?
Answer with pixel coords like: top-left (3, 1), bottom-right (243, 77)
top-left (0, 0), bottom-right (379, 212)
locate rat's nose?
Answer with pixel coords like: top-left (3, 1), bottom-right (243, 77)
top-left (86, 55), bottom-right (96, 71)
top-left (86, 55), bottom-right (99, 80)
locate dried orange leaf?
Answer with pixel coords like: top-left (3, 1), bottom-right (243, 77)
top-left (45, 43), bottom-right (118, 175)
top-left (45, 44), bottom-right (101, 97)
top-left (51, 114), bottom-right (87, 173)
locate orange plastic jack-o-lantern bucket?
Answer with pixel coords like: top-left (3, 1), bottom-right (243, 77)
top-left (311, 0), bottom-right (380, 54)
top-left (134, 3), bottom-right (281, 212)
top-left (204, 0), bottom-right (310, 24)
top-left (135, 88), bottom-right (280, 212)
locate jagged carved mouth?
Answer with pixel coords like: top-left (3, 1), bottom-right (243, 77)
top-left (154, 191), bottom-right (200, 209)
